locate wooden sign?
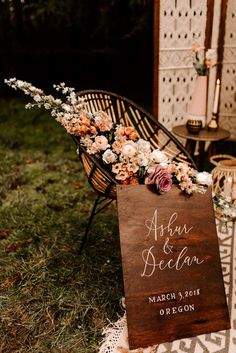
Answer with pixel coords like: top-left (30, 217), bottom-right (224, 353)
top-left (117, 185), bottom-right (230, 350)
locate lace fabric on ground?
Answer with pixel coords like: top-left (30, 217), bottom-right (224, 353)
top-left (99, 314), bottom-right (158, 353)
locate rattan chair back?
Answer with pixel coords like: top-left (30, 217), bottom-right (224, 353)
top-left (74, 90), bottom-right (196, 199)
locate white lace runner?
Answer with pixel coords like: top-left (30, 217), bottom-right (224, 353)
top-left (99, 314), bottom-right (158, 353)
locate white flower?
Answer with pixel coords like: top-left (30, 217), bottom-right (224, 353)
top-left (116, 170), bottom-right (129, 181)
top-left (205, 49), bottom-right (215, 60)
top-left (25, 103), bottom-right (33, 109)
top-left (62, 103), bottom-right (72, 112)
top-left (44, 103), bottom-right (51, 110)
top-left (122, 141), bottom-right (137, 158)
top-left (34, 94), bottom-right (42, 102)
top-left (196, 171), bottom-right (212, 186)
top-left (137, 155), bottom-right (149, 167)
top-left (151, 150), bottom-right (168, 163)
top-left (127, 162), bottom-right (139, 173)
top-left (16, 80), bottom-right (25, 88)
top-left (137, 139), bottom-right (151, 153)
top-left (102, 149), bottom-right (117, 164)
top-left (112, 163), bottom-right (124, 174)
top-left (94, 135), bottom-right (109, 151)
top-left (146, 164), bottom-right (155, 174)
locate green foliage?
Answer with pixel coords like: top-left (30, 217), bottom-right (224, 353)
top-left (0, 99), bottom-right (123, 352)
top-left (23, 0), bottom-right (74, 27)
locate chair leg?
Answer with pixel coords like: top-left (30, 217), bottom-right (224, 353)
top-left (79, 194), bottom-right (101, 253)
top-left (79, 194), bottom-right (115, 253)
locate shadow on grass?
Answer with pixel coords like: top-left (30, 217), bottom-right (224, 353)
top-left (0, 99), bottom-right (123, 353)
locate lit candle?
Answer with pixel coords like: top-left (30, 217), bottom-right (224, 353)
top-left (212, 79), bottom-right (220, 114)
top-left (223, 176), bottom-right (232, 198)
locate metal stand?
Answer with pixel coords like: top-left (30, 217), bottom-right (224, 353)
top-left (79, 195), bottom-right (114, 253)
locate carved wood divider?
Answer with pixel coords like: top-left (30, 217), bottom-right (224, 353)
top-left (153, 0), bottom-right (236, 140)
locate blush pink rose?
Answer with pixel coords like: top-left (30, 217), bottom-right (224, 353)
top-left (145, 165), bottom-right (172, 193)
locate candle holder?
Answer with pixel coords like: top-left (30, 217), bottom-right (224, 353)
top-left (208, 78), bottom-right (221, 132)
top-left (186, 119), bottom-right (202, 134)
top-left (208, 113), bottom-right (218, 132)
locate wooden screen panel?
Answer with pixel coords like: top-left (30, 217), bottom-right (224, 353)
top-left (153, 0), bottom-right (208, 130)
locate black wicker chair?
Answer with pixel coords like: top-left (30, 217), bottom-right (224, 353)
top-left (73, 90), bottom-right (196, 251)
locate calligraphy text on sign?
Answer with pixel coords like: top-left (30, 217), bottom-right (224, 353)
top-left (142, 210), bottom-right (204, 277)
top-left (117, 185), bottom-right (230, 350)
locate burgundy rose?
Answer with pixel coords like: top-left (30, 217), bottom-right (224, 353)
top-left (145, 165), bottom-right (172, 193)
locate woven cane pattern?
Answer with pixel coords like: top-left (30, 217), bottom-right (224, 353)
top-left (210, 154), bottom-right (236, 194)
top-left (74, 90), bottom-right (196, 199)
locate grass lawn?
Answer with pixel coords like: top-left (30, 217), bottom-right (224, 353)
top-left (0, 98), bottom-right (123, 353)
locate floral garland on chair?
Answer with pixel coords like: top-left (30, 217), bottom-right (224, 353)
top-left (4, 78), bottom-right (236, 222)
top-left (5, 78), bottom-right (214, 196)
top-left (6, 79), bottom-right (236, 222)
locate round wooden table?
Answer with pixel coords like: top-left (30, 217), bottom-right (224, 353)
top-left (172, 125), bottom-right (230, 170)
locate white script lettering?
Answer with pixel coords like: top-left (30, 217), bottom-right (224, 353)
top-left (145, 211), bottom-right (193, 240)
top-left (141, 245), bottom-right (204, 277)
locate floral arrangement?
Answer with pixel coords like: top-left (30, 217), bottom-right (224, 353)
top-left (192, 43), bottom-right (215, 76)
top-left (213, 193), bottom-right (236, 223)
top-left (5, 78), bottom-right (213, 196)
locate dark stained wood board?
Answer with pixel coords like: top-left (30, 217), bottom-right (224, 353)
top-left (117, 184), bottom-right (230, 350)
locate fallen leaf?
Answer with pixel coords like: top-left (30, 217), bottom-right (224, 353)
top-left (0, 274), bottom-right (22, 289)
top-left (25, 159), bottom-right (34, 164)
top-left (12, 165), bottom-right (20, 172)
top-left (72, 183), bottom-right (82, 190)
top-left (88, 191), bottom-right (97, 196)
top-left (5, 240), bottom-right (31, 253)
top-left (48, 164), bottom-right (57, 171)
top-left (47, 203), bottom-right (63, 211)
top-left (10, 178), bottom-right (26, 190)
top-left (5, 243), bottom-right (18, 253)
top-left (0, 228), bottom-right (11, 239)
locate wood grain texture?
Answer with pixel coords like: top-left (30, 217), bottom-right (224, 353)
top-left (205, 0), bottom-right (215, 50)
top-left (172, 125), bottom-right (230, 142)
top-left (117, 185), bottom-right (230, 350)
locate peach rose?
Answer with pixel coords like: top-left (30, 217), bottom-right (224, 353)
top-left (94, 135), bottom-right (109, 150)
top-left (129, 131), bottom-right (138, 140)
top-left (125, 127), bottom-right (134, 135)
top-left (79, 125), bottom-right (89, 133)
